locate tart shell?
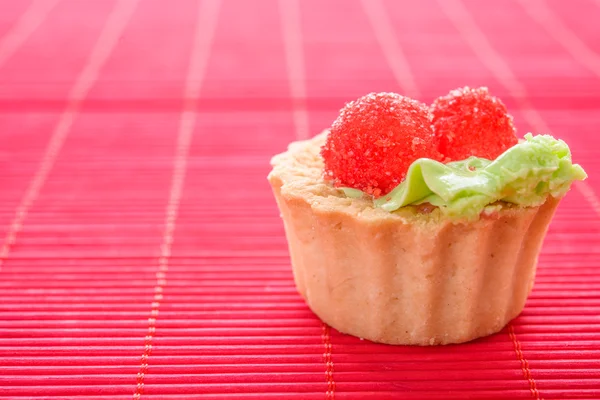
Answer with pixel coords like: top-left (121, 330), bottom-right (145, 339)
top-left (268, 132), bottom-right (560, 345)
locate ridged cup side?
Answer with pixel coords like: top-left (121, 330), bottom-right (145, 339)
top-left (271, 175), bottom-right (559, 345)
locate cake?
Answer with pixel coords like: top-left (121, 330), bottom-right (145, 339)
top-left (268, 88), bottom-right (586, 345)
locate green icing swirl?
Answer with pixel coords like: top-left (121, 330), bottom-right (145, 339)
top-left (340, 134), bottom-right (587, 219)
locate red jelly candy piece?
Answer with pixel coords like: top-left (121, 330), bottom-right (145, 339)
top-left (431, 87), bottom-right (518, 161)
top-left (321, 92), bottom-right (442, 197)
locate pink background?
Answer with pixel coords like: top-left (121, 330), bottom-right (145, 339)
top-left (1, 0), bottom-right (599, 399)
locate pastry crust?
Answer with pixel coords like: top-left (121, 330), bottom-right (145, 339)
top-left (268, 132), bottom-right (560, 345)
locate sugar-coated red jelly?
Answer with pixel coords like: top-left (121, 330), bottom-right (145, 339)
top-left (321, 92), bottom-right (442, 197)
top-left (431, 86), bottom-right (518, 161)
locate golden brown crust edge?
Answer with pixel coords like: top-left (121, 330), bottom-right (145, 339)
top-left (268, 133), bottom-right (560, 345)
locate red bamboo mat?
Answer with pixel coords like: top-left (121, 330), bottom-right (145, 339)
top-left (1, 0), bottom-right (599, 399)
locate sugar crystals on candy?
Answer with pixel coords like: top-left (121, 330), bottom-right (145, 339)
top-left (431, 86), bottom-right (518, 161)
top-left (321, 92), bottom-right (442, 197)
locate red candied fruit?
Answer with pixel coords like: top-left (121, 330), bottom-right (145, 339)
top-left (321, 92), bottom-right (442, 197)
top-left (431, 87), bottom-right (518, 161)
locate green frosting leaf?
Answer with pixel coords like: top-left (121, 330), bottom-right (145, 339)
top-left (343, 134), bottom-right (587, 219)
